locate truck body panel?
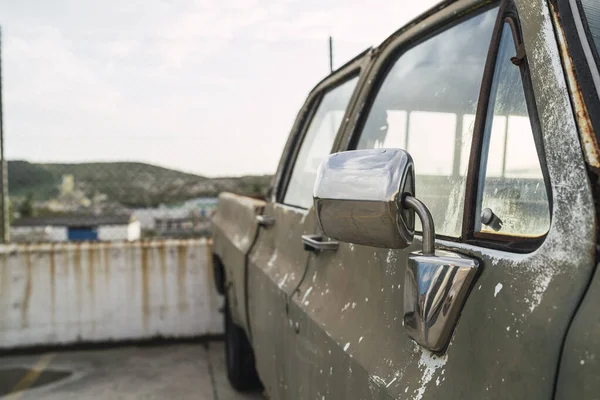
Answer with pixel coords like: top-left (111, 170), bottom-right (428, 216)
top-left (212, 192), bottom-right (265, 329)
top-left (212, 0), bottom-right (600, 398)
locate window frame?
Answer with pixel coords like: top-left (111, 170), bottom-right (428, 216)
top-left (464, 2), bottom-right (553, 252)
top-left (553, 0), bottom-right (600, 170)
top-left (339, 0), bottom-right (552, 252)
top-left (574, 0), bottom-right (600, 78)
top-left (342, 0), bottom-right (501, 242)
top-left (272, 51), bottom-right (371, 209)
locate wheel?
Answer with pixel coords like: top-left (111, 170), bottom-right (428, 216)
top-left (224, 296), bottom-right (262, 391)
top-left (212, 254), bottom-right (225, 295)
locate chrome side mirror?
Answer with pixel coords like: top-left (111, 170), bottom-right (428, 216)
top-left (313, 148), bottom-right (478, 353)
top-left (314, 148), bottom-right (433, 252)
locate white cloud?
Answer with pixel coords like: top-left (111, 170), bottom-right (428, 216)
top-left (5, 26), bottom-right (121, 113)
top-left (0, 0), bottom-right (438, 176)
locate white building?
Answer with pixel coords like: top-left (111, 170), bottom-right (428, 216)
top-left (133, 197), bottom-right (218, 231)
top-left (11, 214), bottom-right (141, 242)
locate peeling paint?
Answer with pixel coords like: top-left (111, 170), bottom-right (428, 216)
top-left (278, 273), bottom-right (290, 289)
top-left (415, 347), bottom-right (448, 400)
top-left (494, 283), bottom-right (503, 297)
top-left (550, 1), bottom-right (600, 169)
top-left (267, 251), bottom-right (279, 270)
top-left (301, 286), bottom-right (313, 304)
top-left (370, 375), bottom-right (386, 387)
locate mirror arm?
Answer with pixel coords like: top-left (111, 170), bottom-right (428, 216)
top-left (403, 195), bottom-right (435, 255)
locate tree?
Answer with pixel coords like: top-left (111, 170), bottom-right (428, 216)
top-left (19, 193), bottom-right (34, 217)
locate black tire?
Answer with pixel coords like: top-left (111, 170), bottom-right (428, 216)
top-left (212, 254), bottom-right (225, 295)
top-left (224, 297), bottom-right (262, 391)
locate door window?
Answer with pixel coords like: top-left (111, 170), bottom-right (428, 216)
top-left (283, 76), bottom-right (359, 209)
top-left (476, 23), bottom-right (550, 237)
top-left (354, 7), bottom-right (498, 237)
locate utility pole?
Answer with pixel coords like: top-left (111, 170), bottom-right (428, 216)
top-left (329, 36), bottom-right (334, 73)
top-left (0, 28), bottom-right (8, 243)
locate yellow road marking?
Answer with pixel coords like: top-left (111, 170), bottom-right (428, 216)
top-left (5, 353), bottom-right (56, 400)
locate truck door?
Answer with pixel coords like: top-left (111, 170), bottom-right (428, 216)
top-left (246, 54), bottom-right (371, 398)
top-left (289, 1), bottom-right (597, 399)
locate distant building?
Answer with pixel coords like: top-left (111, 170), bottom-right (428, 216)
top-left (154, 215), bottom-right (210, 238)
top-left (60, 174), bottom-right (75, 195)
top-left (182, 197), bottom-right (218, 217)
top-left (155, 217), bottom-right (194, 233)
top-left (133, 197), bottom-right (218, 232)
top-left (11, 214), bottom-right (141, 242)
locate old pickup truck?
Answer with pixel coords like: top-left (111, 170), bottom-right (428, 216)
top-left (212, 0), bottom-right (600, 398)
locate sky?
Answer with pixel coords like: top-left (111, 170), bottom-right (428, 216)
top-left (0, 0), bottom-right (438, 177)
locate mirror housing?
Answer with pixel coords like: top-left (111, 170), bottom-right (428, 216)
top-left (313, 149), bottom-right (415, 249)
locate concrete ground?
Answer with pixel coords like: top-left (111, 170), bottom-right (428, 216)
top-left (0, 341), bottom-right (264, 400)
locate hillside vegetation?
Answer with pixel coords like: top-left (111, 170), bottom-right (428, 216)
top-left (8, 161), bottom-right (272, 208)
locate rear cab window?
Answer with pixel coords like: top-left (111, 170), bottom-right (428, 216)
top-left (283, 76), bottom-right (359, 209)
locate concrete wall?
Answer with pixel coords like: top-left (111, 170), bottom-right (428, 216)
top-left (0, 239), bottom-right (222, 349)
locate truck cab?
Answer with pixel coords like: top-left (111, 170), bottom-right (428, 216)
top-left (212, 0), bottom-right (600, 398)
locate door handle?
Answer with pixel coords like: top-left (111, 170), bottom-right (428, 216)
top-left (256, 215), bottom-right (275, 227)
top-left (301, 234), bottom-right (338, 252)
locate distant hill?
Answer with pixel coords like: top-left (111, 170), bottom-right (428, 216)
top-left (8, 161), bottom-right (272, 208)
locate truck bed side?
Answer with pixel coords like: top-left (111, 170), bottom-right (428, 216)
top-left (212, 192), bottom-right (265, 332)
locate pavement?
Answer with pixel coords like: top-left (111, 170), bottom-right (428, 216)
top-left (0, 341), bottom-right (264, 400)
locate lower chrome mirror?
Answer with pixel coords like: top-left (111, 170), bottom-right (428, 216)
top-left (404, 250), bottom-right (479, 353)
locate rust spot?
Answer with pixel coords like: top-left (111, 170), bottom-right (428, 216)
top-left (159, 244), bottom-right (167, 304)
top-left (88, 246), bottom-right (95, 293)
top-left (0, 251), bottom-right (9, 326)
top-left (141, 243), bottom-right (150, 331)
top-left (128, 245), bottom-right (136, 298)
top-left (21, 244), bottom-right (32, 329)
top-left (204, 242), bottom-right (217, 313)
top-left (49, 244), bottom-right (56, 326)
top-left (73, 244), bottom-right (83, 321)
top-left (103, 242), bottom-right (111, 286)
top-left (177, 243), bottom-right (189, 312)
top-left (62, 246), bottom-right (69, 276)
top-left (550, 2), bottom-right (600, 171)
top-left (88, 246), bottom-right (96, 331)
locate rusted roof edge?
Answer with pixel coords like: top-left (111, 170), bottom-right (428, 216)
top-left (550, 1), bottom-right (600, 172)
